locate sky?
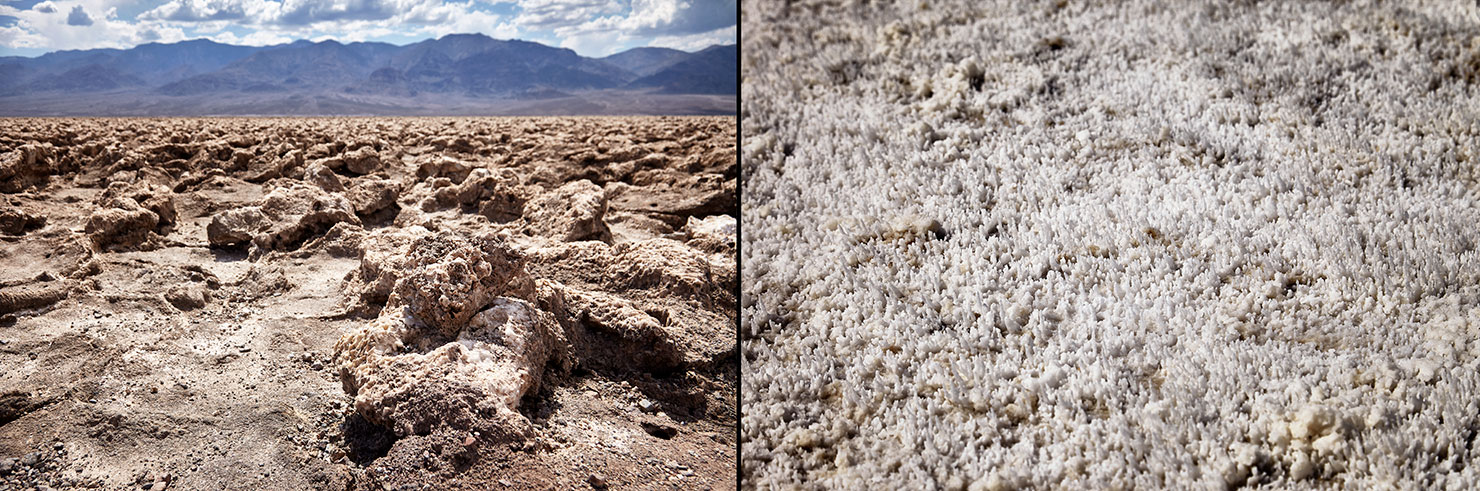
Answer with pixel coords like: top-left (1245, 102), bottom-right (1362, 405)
top-left (0, 0), bottom-right (736, 58)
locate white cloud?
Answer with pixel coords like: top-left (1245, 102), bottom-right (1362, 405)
top-left (512, 0), bottom-right (620, 29)
top-left (140, 0), bottom-right (252, 22)
top-left (154, 0), bottom-right (518, 48)
top-left (419, 7), bottom-right (518, 39)
top-left (206, 27), bottom-right (291, 45)
top-left (137, 0), bottom-right (484, 29)
top-left (622, 0), bottom-right (685, 30)
top-left (66, 5), bottom-right (93, 25)
top-left (556, 27), bottom-right (619, 56)
top-left (0, 1), bottom-right (189, 51)
top-left (1, 0), bottom-right (733, 56)
top-left (0, 23), bottom-right (47, 48)
top-left (646, 23), bottom-right (730, 52)
top-left (542, 0), bottom-right (734, 54)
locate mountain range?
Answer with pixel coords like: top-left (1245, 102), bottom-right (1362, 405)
top-left (0, 34), bottom-right (736, 116)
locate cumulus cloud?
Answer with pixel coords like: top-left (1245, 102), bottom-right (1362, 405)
top-left (646, 24), bottom-right (732, 52)
top-left (0, 23), bottom-right (47, 47)
top-left (419, 7), bottom-right (518, 39)
top-left (543, 0), bottom-right (736, 55)
top-left (1, 0), bottom-right (735, 58)
top-left (206, 27), bottom-right (291, 45)
top-left (139, 0), bottom-right (474, 28)
top-left (66, 5), bottom-right (92, 25)
top-left (556, 28), bottom-right (618, 56)
top-left (562, 0), bottom-right (735, 36)
top-left (141, 0), bottom-right (250, 22)
top-left (0, 0), bottom-right (187, 52)
top-left (276, 0), bottom-right (396, 25)
top-left (512, 0), bottom-right (620, 29)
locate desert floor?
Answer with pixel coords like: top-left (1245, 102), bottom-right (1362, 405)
top-left (1, 116), bottom-right (736, 490)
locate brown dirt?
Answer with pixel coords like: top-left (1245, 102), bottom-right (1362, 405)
top-left (0, 117), bottom-right (737, 490)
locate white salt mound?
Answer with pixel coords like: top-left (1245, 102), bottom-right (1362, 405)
top-left (741, 0), bottom-right (1480, 488)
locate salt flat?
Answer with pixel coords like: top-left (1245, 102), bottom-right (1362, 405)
top-left (741, 1), bottom-right (1480, 488)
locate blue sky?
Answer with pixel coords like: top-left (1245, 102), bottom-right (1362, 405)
top-left (0, 0), bottom-right (735, 57)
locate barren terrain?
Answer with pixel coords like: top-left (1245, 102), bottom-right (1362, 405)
top-left (0, 116), bottom-right (737, 490)
top-left (743, 0), bottom-right (1480, 488)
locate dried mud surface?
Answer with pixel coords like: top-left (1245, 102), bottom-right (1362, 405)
top-left (0, 117), bottom-right (737, 490)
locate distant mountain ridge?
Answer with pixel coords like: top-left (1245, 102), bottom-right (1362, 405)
top-left (0, 34), bottom-right (736, 115)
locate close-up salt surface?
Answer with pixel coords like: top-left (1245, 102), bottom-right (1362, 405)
top-left (741, 0), bottom-right (1480, 488)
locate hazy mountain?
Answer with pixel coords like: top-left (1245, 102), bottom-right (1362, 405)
top-left (33, 64), bottom-right (147, 92)
top-left (1, 39), bottom-right (269, 96)
top-left (159, 40), bottom-right (397, 95)
top-left (109, 39), bottom-right (270, 80)
top-left (0, 34), bottom-right (736, 115)
top-left (360, 35), bottom-right (631, 96)
top-left (628, 44), bottom-right (738, 95)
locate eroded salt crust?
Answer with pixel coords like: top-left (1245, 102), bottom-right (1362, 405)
top-left (333, 230), bottom-right (551, 437)
top-left (741, 0), bottom-right (1480, 488)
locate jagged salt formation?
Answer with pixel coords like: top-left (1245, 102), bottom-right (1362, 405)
top-left (333, 230), bottom-right (557, 437)
top-left (741, 0), bottom-right (1480, 488)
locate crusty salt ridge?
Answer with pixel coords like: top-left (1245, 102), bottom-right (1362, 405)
top-left (741, 0), bottom-right (1480, 488)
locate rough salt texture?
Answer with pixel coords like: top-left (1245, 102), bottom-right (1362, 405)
top-left (205, 182), bottom-right (361, 256)
top-left (612, 238), bottom-right (719, 302)
top-left (342, 146), bottom-right (382, 175)
top-left (346, 178), bottom-right (401, 216)
top-left (684, 215), bottom-right (737, 254)
top-left (0, 207), bottom-right (45, 236)
top-left (742, 0), bottom-right (1480, 489)
top-left (522, 236), bottom-right (737, 373)
top-left (426, 167), bottom-right (528, 222)
top-left (85, 182), bottom-right (176, 250)
top-left (334, 297), bottom-right (553, 437)
top-left (205, 207), bottom-right (270, 247)
top-left (334, 228), bottom-right (548, 438)
top-left (0, 144), bottom-right (57, 192)
top-left (523, 179), bottom-right (610, 242)
top-left (349, 226), bottom-right (429, 307)
top-left (388, 231), bottom-right (525, 336)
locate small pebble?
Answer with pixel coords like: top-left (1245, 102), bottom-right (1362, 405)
top-left (23, 451), bottom-right (48, 466)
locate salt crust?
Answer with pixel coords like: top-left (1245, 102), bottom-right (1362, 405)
top-left (334, 230), bottom-right (553, 437)
top-left (741, 0), bottom-right (1480, 488)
